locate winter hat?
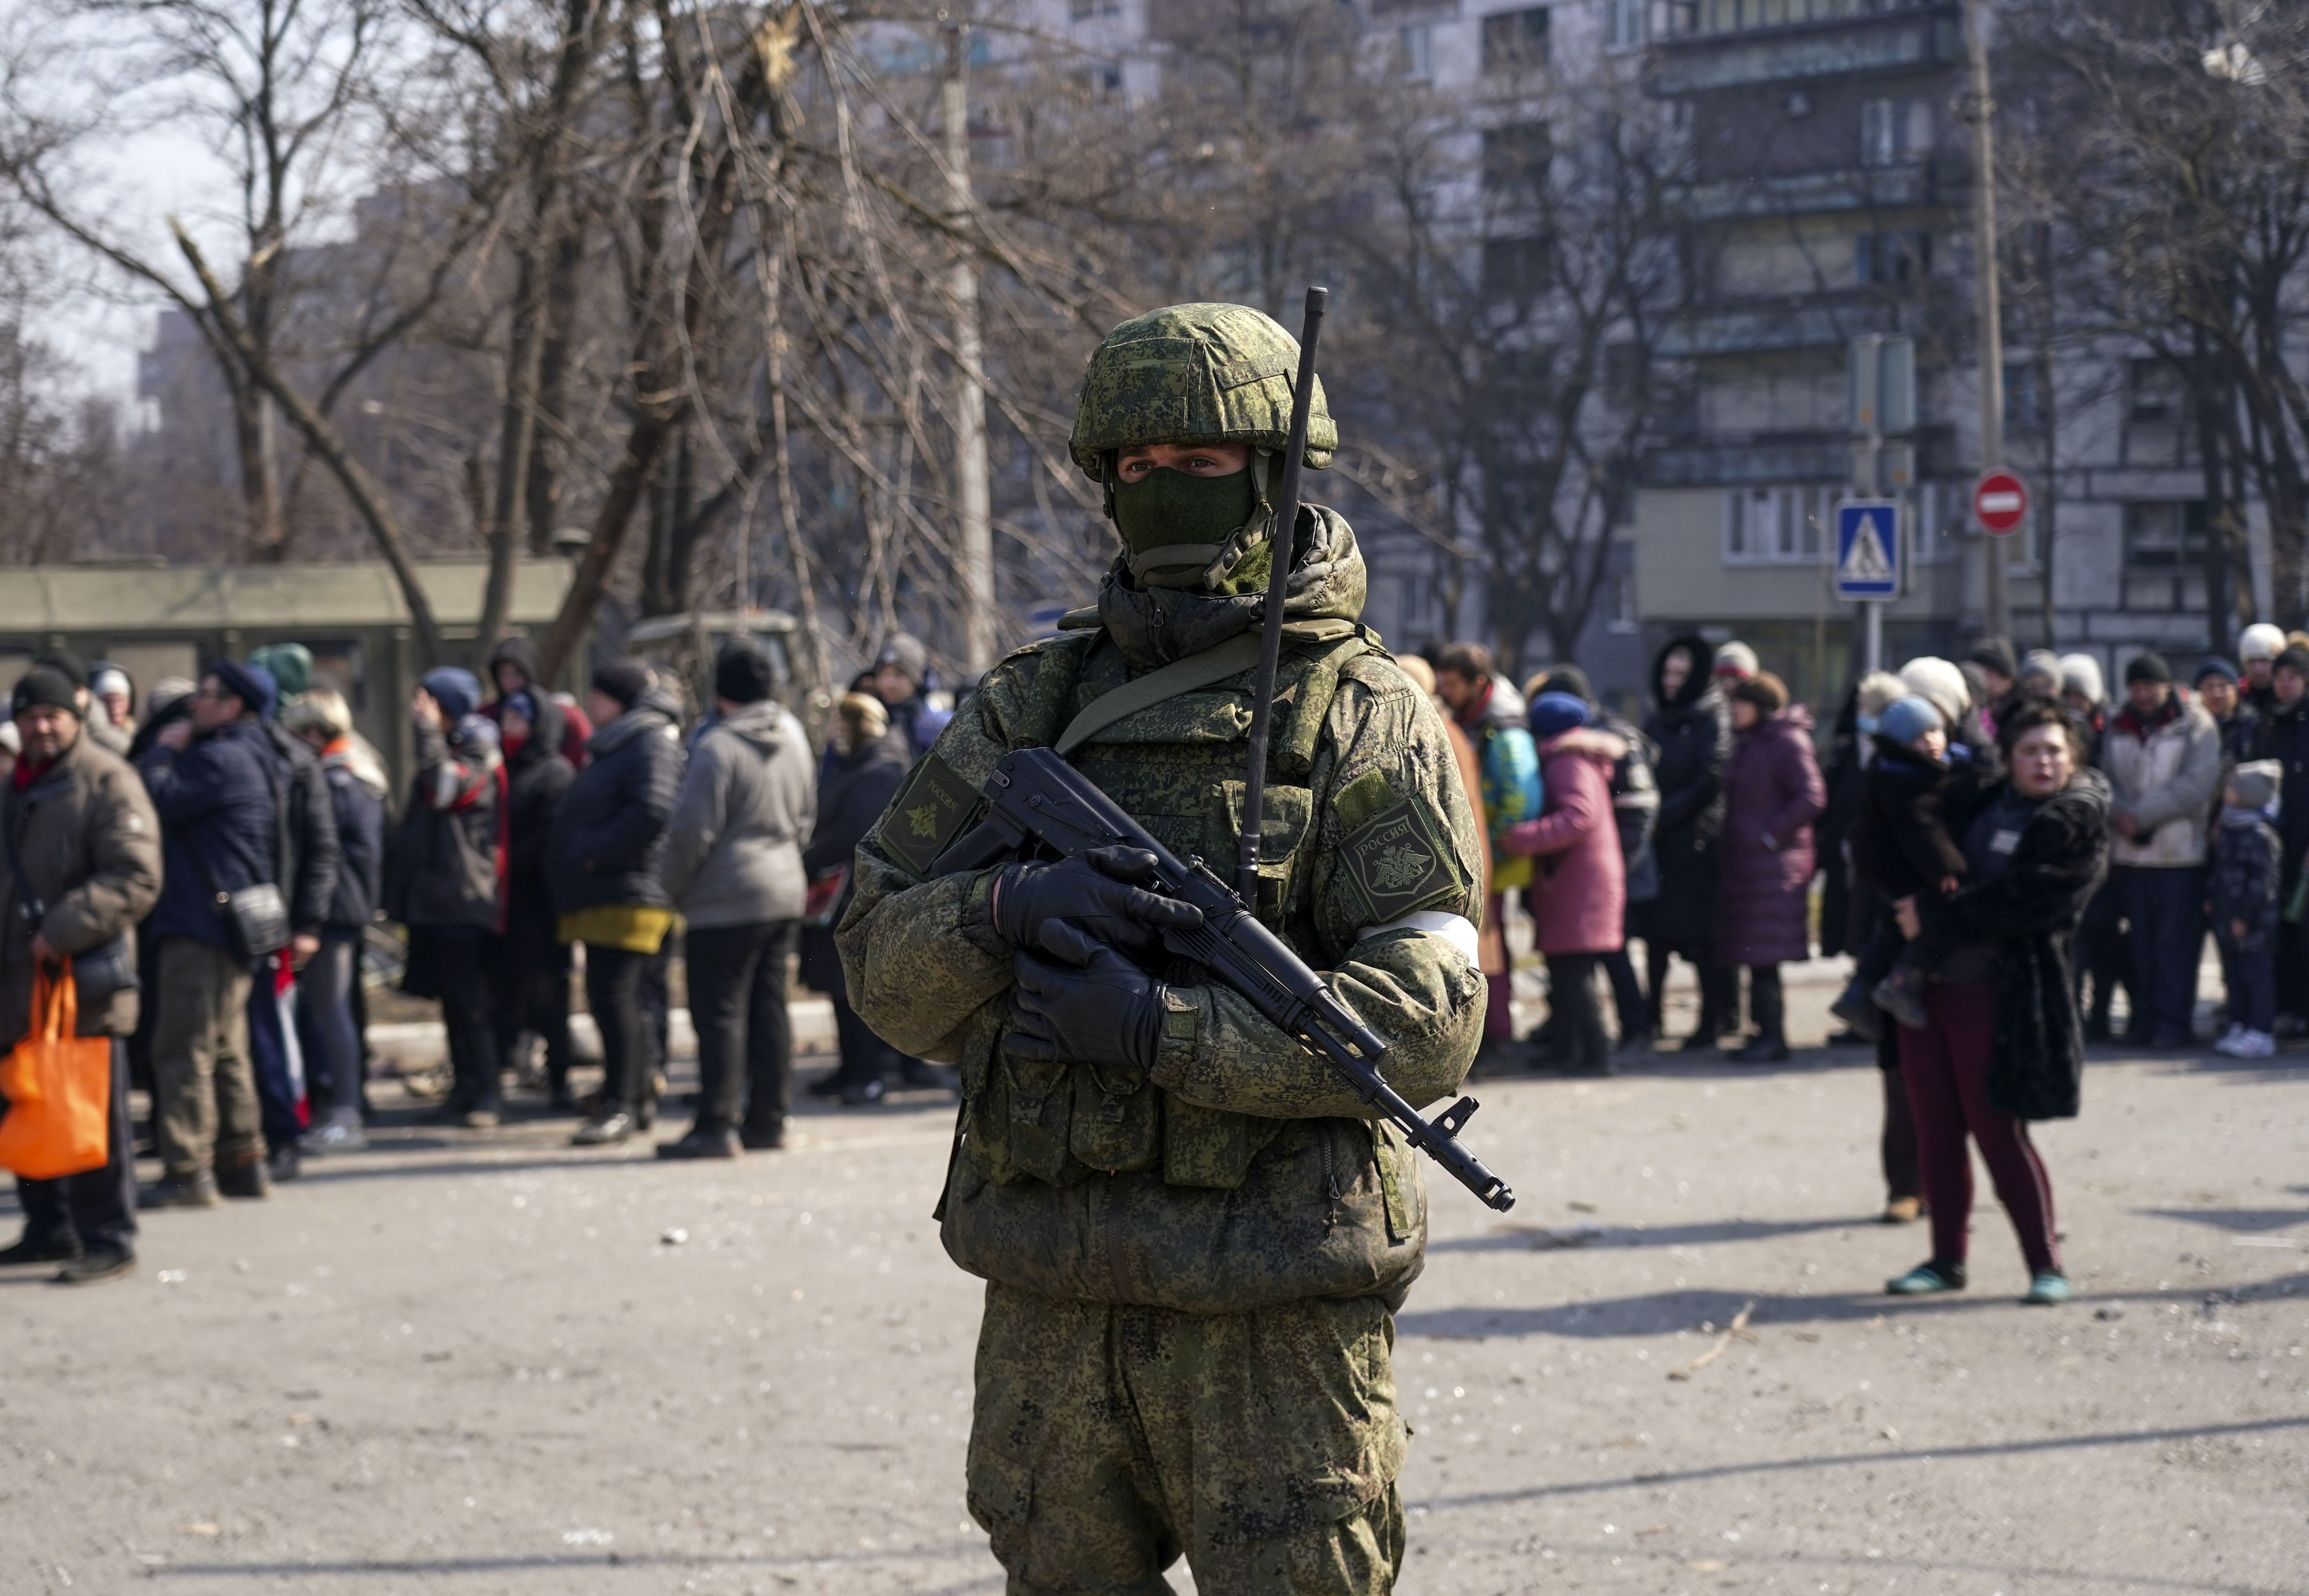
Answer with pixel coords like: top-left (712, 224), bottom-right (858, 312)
top-left (249, 642), bottom-right (313, 701)
top-left (2058, 652), bottom-right (2106, 706)
top-left (1898, 657), bottom-right (1969, 728)
top-left (875, 633), bottom-right (929, 688)
top-left (1535, 664), bottom-right (1594, 703)
top-left (1729, 671), bottom-right (1789, 716)
top-left (89, 664), bottom-right (130, 702)
top-left (1966, 636), bottom-right (2018, 682)
top-left (2229, 759), bottom-right (2281, 812)
top-left (422, 667), bottom-right (482, 723)
top-left (146, 677), bottom-right (195, 719)
top-left (714, 644), bottom-right (775, 706)
top-left (10, 665), bottom-right (80, 717)
top-left (1854, 670), bottom-right (1907, 720)
top-left (1712, 640), bottom-right (1758, 679)
top-left (2195, 657), bottom-right (2240, 687)
top-left (1527, 691), bottom-right (1590, 740)
top-left (2240, 623), bottom-right (2286, 664)
top-left (591, 659), bottom-right (651, 711)
top-left (1878, 693), bottom-right (1944, 747)
top-left (35, 648), bottom-right (88, 688)
top-left (2276, 646), bottom-right (2309, 683)
top-left (2125, 651), bottom-right (2173, 686)
top-left (499, 689), bottom-right (539, 728)
top-left (2020, 649), bottom-right (2063, 690)
top-left (208, 658), bottom-right (276, 720)
top-left (283, 688), bottom-right (354, 741)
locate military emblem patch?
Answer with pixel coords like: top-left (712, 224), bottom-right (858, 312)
top-left (1340, 798), bottom-right (1460, 923)
top-left (878, 754), bottom-right (981, 877)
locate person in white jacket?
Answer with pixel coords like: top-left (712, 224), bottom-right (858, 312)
top-left (2099, 651), bottom-right (2221, 1048)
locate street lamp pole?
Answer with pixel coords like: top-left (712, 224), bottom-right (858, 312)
top-left (1966, 0), bottom-right (2010, 640)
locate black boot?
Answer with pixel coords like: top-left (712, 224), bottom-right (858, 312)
top-left (0, 1230), bottom-right (80, 1266)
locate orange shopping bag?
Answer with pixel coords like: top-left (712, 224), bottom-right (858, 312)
top-left (0, 965), bottom-right (111, 1179)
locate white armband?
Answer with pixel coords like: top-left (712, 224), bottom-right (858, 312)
top-left (1354, 910), bottom-right (1479, 966)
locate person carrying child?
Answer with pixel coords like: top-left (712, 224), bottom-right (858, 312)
top-left (2210, 759), bottom-right (2284, 1058)
top-left (1836, 693), bottom-right (1971, 1037)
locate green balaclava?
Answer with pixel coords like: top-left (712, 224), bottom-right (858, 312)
top-left (1110, 454), bottom-right (1269, 593)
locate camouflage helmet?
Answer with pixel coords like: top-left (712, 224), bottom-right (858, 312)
top-left (1068, 302), bottom-right (1336, 481)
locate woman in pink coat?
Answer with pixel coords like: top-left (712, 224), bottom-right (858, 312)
top-left (1502, 692), bottom-right (1628, 1076)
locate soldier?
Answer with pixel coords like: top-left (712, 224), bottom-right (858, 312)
top-left (838, 303), bottom-right (1487, 1594)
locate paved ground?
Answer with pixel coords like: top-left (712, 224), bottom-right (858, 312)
top-left (3, 965), bottom-right (2306, 1596)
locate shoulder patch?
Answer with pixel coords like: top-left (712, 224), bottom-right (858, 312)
top-left (1339, 797), bottom-right (1463, 924)
top-left (877, 753), bottom-right (982, 877)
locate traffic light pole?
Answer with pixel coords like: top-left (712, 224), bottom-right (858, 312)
top-left (1966, 0), bottom-right (2010, 640)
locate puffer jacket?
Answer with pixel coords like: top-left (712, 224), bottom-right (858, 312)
top-left (139, 717), bottom-right (283, 953)
top-left (389, 717), bottom-right (504, 932)
top-left (1502, 727), bottom-right (1627, 955)
top-left (2099, 694), bottom-right (2221, 868)
top-left (318, 738), bottom-right (389, 931)
top-left (661, 700), bottom-right (816, 928)
top-left (1714, 704), bottom-right (1825, 966)
top-left (1456, 679), bottom-right (1540, 891)
top-left (548, 689), bottom-right (685, 915)
top-left (2209, 809), bottom-right (2282, 955)
top-left (1, 730), bottom-right (162, 1044)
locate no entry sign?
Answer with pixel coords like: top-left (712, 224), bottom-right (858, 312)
top-left (1973, 469), bottom-right (2030, 537)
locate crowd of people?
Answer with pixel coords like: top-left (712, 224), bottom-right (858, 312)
top-left (0, 635), bottom-right (956, 1283)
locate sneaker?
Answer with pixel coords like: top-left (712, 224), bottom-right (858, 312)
top-left (805, 1071), bottom-right (847, 1099)
top-left (1828, 980), bottom-right (1882, 1043)
top-left (1886, 1259), bottom-right (1966, 1295)
top-left (265, 1144), bottom-right (301, 1183)
top-left (302, 1115), bottom-right (368, 1155)
top-left (53, 1248), bottom-right (135, 1286)
top-left (1728, 1034), bottom-right (1791, 1064)
top-left (839, 1077), bottom-right (888, 1107)
top-left (2022, 1272), bottom-right (2072, 1305)
top-left (571, 1111), bottom-right (634, 1147)
top-left (138, 1171), bottom-right (221, 1209)
top-left (2216, 1022), bottom-right (2246, 1050)
top-left (1870, 969), bottom-right (1930, 1031)
top-left (2235, 1029), bottom-right (2278, 1059)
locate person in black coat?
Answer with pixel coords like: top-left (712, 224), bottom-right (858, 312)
top-left (486, 690), bottom-right (578, 1108)
top-left (549, 662), bottom-right (686, 1144)
top-left (1884, 698), bottom-right (2109, 1305)
top-left (2252, 646), bottom-right (2309, 1030)
top-left (283, 689), bottom-right (388, 1153)
top-left (246, 682), bottom-right (342, 1181)
top-left (1637, 634), bottom-right (1735, 1046)
top-left (800, 692), bottom-right (914, 1104)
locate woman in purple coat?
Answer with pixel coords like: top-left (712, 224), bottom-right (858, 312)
top-left (1717, 672), bottom-right (1827, 1061)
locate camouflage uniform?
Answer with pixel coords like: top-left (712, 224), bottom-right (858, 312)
top-left (839, 304), bottom-right (1486, 1596)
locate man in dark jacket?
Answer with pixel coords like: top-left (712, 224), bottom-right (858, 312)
top-left (283, 688), bottom-right (389, 1153)
top-left (486, 688), bottom-right (577, 1110)
top-left (485, 634), bottom-right (593, 770)
top-left (0, 667), bottom-right (162, 1281)
top-left (1639, 634), bottom-right (1735, 1046)
top-left (392, 667), bottom-right (508, 1127)
top-left (2253, 646), bottom-right (2309, 1030)
top-left (550, 660), bottom-right (685, 1145)
top-left (657, 645), bottom-right (816, 1156)
top-left (137, 659), bottom-right (283, 1207)
top-left (246, 663), bottom-right (341, 1182)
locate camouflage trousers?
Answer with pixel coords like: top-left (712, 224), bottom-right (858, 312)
top-left (967, 1280), bottom-right (1408, 1596)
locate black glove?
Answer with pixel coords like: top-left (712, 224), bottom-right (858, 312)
top-left (990, 845), bottom-right (1202, 958)
top-left (1005, 920), bottom-right (1168, 1076)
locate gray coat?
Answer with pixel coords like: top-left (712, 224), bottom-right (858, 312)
top-left (660, 701), bottom-right (816, 928)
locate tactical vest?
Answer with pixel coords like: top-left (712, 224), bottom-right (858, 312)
top-left (957, 623), bottom-right (1390, 1195)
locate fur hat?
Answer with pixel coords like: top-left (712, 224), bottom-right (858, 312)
top-left (1898, 657), bottom-right (1969, 728)
top-left (1854, 670), bottom-right (1907, 720)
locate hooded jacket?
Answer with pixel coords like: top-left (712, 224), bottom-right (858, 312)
top-left (1639, 633), bottom-right (1731, 948)
top-left (2, 729), bottom-right (161, 1044)
top-left (1715, 703), bottom-right (1825, 967)
top-left (548, 688), bottom-right (686, 915)
top-left (1502, 727), bottom-right (1627, 955)
top-left (661, 699), bottom-right (816, 928)
top-left (483, 635), bottom-right (594, 770)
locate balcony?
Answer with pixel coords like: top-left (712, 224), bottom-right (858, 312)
top-left (1675, 153), bottom-right (1967, 221)
top-left (1645, 423), bottom-right (1959, 487)
top-left (1649, 9), bottom-right (1960, 95)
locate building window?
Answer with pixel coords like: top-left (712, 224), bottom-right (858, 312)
top-left (2127, 358), bottom-right (2187, 426)
top-left (2004, 361), bottom-right (2048, 432)
top-left (1069, 0), bottom-right (1120, 16)
top-left (2124, 501), bottom-right (2208, 569)
top-left (1081, 60), bottom-right (1122, 96)
top-left (1480, 122), bottom-right (1553, 198)
top-left (1399, 25), bottom-right (1434, 79)
top-left (1482, 7), bottom-right (1551, 72)
top-left (1856, 231), bottom-right (1932, 285)
top-left (1605, 0), bottom-right (1647, 48)
top-left (1860, 98), bottom-right (1935, 166)
top-left (1723, 485), bottom-right (1834, 564)
top-left (1482, 236), bottom-right (1553, 304)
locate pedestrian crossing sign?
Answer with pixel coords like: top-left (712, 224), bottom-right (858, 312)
top-left (1834, 500), bottom-right (1902, 601)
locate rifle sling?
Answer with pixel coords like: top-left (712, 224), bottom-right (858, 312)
top-left (1052, 633), bottom-right (1266, 758)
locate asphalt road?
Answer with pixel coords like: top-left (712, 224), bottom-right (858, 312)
top-left (3, 973), bottom-right (2306, 1596)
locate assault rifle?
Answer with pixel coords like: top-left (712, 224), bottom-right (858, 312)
top-left (930, 746), bottom-right (1517, 1213)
